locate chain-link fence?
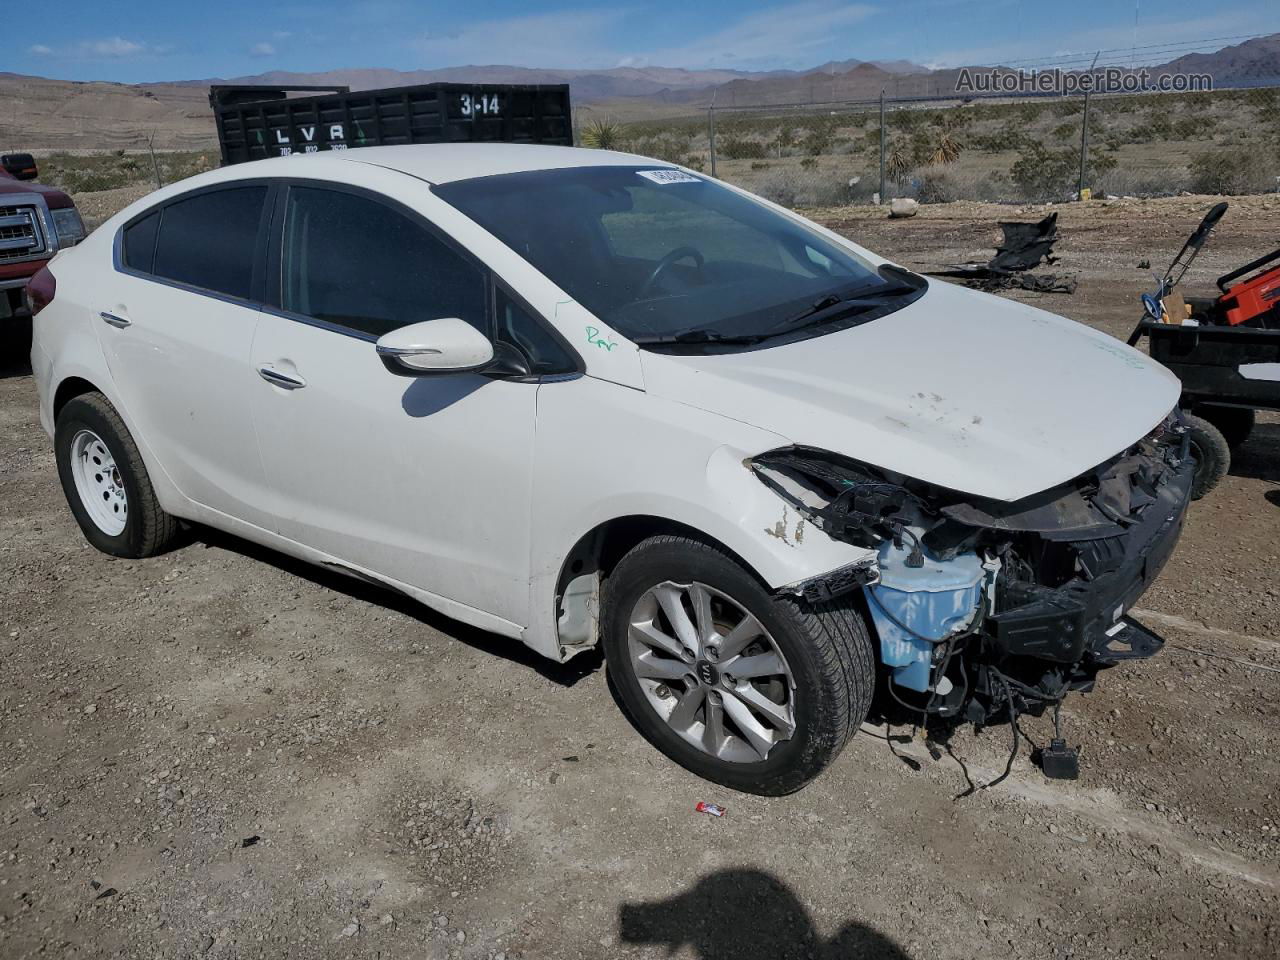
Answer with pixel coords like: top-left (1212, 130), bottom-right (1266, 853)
top-left (593, 85), bottom-right (1280, 207)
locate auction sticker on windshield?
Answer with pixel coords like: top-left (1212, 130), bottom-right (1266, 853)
top-left (637, 169), bottom-right (701, 185)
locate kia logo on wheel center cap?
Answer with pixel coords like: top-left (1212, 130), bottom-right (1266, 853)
top-left (696, 660), bottom-right (719, 686)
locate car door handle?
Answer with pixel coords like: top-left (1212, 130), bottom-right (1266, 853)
top-left (100, 311), bottom-right (131, 329)
top-left (258, 365), bottom-right (307, 390)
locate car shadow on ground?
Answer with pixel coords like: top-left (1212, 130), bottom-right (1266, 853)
top-left (619, 868), bottom-right (912, 960)
top-left (1230, 421), bottom-right (1280, 485)
top-left (190, 524), bottom-right (603, 688)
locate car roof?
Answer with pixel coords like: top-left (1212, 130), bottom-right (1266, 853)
top-left (243, 143), bottom-right (667, 186)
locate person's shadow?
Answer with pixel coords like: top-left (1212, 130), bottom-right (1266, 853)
top-left (619, 868), bottom-right (912, 959)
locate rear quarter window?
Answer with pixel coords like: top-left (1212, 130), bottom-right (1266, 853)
top-left (121, 210), bottom-right (160, 273)
top-left (151, 186), bottom-right (267, 300)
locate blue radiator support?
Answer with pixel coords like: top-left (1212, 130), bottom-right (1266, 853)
top-left (866, 538), bottom-right (987, 692)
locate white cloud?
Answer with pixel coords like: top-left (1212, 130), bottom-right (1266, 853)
top-left (29, 36), bottom-right (173, 61)
top-left (82, 37), bottom-right (147, 58)
top-left (250, 42), bottom-right (277, 57)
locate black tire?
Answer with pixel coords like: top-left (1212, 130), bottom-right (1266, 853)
top-left (1183, 412), bottom-right (1230, 500)
top-left (601, 535), bottom-right (876, 795)
top-left (55, 393), bottom-right (180, 557)
top-left (1197, 404), bottom-right (1255, 450)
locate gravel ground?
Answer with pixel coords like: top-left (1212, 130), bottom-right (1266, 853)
top-left (1, 193), bottom-right (1277, 960)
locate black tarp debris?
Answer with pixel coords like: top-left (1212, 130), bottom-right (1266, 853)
top-left (928, 212), bottom-right (1076, 293)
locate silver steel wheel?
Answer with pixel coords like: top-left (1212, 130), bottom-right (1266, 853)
top-left (627, 580), bottom-right (797, 763)
top-left (69, 429), bottom-right (128, 536)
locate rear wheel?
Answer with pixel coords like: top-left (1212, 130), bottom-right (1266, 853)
top-left (1183, 412), bottom-right (1230, 500)
top-left (55, 393), bottom-right (180, 557)
top-left (601, 535), bottom-right (876, 795)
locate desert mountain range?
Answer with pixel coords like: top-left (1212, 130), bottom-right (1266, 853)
top-left (2, 33), bottom-right (1277, 151)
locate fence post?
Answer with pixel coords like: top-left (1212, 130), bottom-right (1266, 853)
top-left (1077, 52), bottom-right (1100, 200)
top-left (147, 131), bottom-right (161, 189)
top-left (878, 90), bottom-right (886, 204)
top-left (708, 106), bottom-right (717, 178)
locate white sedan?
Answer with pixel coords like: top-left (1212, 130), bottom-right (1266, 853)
top-left (29, 144), bottom-right (1193, 793)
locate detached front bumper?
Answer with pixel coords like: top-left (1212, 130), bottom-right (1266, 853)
top-left (983, 445), bottom-right (1193, 668)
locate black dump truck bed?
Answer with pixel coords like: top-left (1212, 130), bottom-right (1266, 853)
top-left (209, 83), bottom-right (573, 166)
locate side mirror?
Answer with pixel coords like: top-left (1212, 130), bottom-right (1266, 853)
top-left (375, 318), bottom-right (494, 376)
top-left (1, 153), bottom-right (38, 181)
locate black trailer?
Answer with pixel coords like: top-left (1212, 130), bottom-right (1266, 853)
top-left (209, 83), bottom-right (573, 166)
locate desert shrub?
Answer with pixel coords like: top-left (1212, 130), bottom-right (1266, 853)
top-left (1052, 122), bottom-right (1077, 141)
top-left (802, 130), bottom-right (832, 155)
top-left (719, 137), bottom-right (767, 160)
top-left (750, 161), bottom-right (771, 170)
top-left (754, 169), bottom-right (852, 208)
top-left (628, 136), bottom-right (686, 163)
top-left (1189, 149), bottom-right (1273, 195)
top-left (800, 157), bottom-right (817, 169)
top-left (1009, 141), bottom-right (1116, 200)
top-left (915, 169), bottom-right (957, 204)
top-left (970, 121), bottom-right (1026, 153)
top-left (1095, 167), bottom-right (1190, 198)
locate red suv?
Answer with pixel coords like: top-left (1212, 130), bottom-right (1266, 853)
top-left (1, 155), bottom-right (86, 334)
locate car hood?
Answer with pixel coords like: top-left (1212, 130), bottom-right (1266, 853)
top-left (0, 178), bottom-right (74, 209)
top-left (639, 279), bottom-right (1180, 502)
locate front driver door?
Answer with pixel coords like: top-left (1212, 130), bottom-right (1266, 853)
top-left (249, 182), bottom-right (538, 629)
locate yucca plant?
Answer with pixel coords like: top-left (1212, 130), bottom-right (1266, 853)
top-left (930, 132), bottom-right (964, 166)
top-left (580, 118), bottom-right (624, 150)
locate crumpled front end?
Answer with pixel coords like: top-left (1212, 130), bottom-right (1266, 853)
top-left (751, 410), bottom-right (1194, 728)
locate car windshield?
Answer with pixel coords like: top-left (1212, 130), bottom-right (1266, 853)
top-left (434, 166), bottom-right (924, 348)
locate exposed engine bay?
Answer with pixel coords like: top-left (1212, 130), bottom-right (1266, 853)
top-left (749, 410), bottom-right (1194, 773)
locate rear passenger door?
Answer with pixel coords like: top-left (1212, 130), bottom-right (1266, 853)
top-left (104, 183), bottom-right (277, 529)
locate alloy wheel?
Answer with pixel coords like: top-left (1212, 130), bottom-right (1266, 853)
top-left (627, 580), bottom-right (797, 763)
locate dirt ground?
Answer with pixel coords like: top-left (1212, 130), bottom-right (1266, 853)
top-left (1, 193), bottom-right (1277, 960)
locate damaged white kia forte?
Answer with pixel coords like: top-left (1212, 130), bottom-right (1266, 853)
top-left (29, 144), bottom-right (1193, 794)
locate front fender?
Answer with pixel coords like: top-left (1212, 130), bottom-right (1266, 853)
top-left (525, 376), bottom-right (874, 659)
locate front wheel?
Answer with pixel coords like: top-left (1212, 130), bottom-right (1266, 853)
top-left (601, 535), bottom-right (876, 796)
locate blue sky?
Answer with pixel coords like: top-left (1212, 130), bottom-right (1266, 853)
top-left (21, 0), bottom-right (1280, 82)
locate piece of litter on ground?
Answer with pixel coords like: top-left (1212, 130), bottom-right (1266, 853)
top-left (239, 835), bottom-right (261, 848)
top-left (695, 801), bottom-right (726, 817)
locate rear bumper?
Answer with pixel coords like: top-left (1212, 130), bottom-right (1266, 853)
top-left (984, 449), bottom-right (1193, 666)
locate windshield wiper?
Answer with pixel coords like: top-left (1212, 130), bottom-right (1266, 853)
top-left (767, 279), bottom-right (918, 334)
top-left (630, 329), bottom-right (770, 346)
top-left (633, 266), bottom-right (924, 348)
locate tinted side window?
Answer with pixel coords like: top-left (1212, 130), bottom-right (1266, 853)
top-left (122, 211), bottom-right (160, 273)
top-left (495, 287), bottom-right (576, 376)
top-left (153, 186), bottom-right (267, 300)
top-left (281, 187), bottom-right (486, 339)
